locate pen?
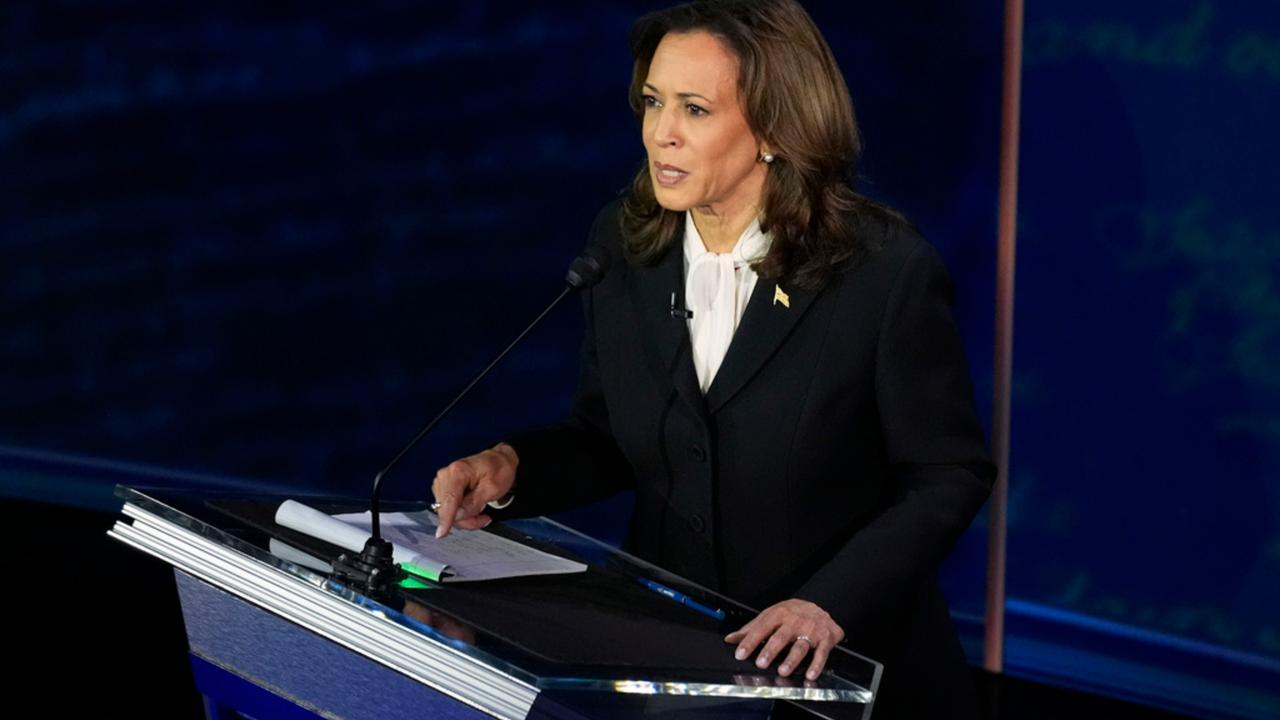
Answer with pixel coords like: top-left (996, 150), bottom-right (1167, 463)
top-left (638, 577), bottom-right (726, 621)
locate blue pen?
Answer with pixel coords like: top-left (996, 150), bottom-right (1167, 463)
top-left (639, 578), bottom-right (726, 621)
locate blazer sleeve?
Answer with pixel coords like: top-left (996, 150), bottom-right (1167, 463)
top-left (793, 238), bottom-right (995, 637)
top-left (495, 207), bottom-right (635, 519)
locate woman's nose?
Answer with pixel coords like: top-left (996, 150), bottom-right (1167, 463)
top-left (650, 107), bottom-right (681, 148)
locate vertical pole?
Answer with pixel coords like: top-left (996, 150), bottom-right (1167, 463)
top-left (984, 0), bottom-right (1025, 674)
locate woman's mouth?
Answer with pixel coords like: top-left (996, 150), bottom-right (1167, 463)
top-left (654, 162), bottom-right (689, 187)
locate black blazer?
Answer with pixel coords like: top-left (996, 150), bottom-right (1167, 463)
top-left (505, 199), bottom-right (994, 715)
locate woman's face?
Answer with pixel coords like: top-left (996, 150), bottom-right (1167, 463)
top-left (642, 31), bottom-right (766, 216)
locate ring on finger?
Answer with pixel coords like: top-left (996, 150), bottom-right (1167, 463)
top-left (795, 635), bottom-right (813, 645)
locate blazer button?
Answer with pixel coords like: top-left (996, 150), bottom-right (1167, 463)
top-left (690, 514), bottom-right (706, 533)
top-left (687, 443), bottom-right (707, 462)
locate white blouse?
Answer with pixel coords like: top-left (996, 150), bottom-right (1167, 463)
top-left (682, 211), bottom-right (771, 394)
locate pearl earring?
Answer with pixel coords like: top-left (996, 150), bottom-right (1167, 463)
top-left (762, 152), bottom-right (775, 164)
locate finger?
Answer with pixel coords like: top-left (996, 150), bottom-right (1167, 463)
top-left (734, 614), bottom-right (782, 662)
top-left (452, 514), bottom-right (492, 531)
top-left (777, 636), bottom-right (814, 677)
top-left (433, 465), bottom-right (469, 538)
top-left (805, 640), bottom-right (833, 681)
top-left (434, 493), bottom-right (460, 538)
top-left (755, 627), bottom-right (796, 670)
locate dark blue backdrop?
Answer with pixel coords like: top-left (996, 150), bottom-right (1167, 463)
top-left (0, 1), bottom-right (999, 499)
top-left (1007, 3), bottom-right (1280, 716)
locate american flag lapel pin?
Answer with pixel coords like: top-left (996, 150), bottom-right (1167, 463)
top-left (773, 284), bottom-right (790, 308)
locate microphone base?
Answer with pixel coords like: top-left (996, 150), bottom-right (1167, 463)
top-left (332, 537), bottom-right (405, 600)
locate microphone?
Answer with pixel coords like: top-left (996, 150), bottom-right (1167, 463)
top-left (669, 291), bottom-right (693, 319)
top-left (332, 244), bottom-right (612, 598)
top-left (567, 246), bottom-right (609, 290)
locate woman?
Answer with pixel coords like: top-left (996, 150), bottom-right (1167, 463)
top-left (432, 0), bottom-right (993, 714)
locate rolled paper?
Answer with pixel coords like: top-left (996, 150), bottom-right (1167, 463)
top-left (275, 499), bottom-right (451, 581)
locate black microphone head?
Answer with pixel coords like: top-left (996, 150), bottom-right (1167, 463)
top-left (565, 245), bottom-right (612, 290)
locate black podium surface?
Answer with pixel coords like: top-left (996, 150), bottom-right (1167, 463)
top-left (109, 486), bottom-right (881, 719)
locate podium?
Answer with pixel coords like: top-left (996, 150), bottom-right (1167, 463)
top-left (110, 486), bottom-right (881, 719)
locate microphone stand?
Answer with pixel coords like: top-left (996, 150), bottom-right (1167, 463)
top-left (333, 249), bottom-right (607, 599)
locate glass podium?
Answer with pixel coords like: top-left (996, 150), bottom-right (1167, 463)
top-left (110, 485), bottom-right (881, 719)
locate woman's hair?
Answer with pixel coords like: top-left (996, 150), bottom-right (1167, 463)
top-left (622, 0), bottom-right (897, 289)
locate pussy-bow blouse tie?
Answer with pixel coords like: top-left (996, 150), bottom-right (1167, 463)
top-left (684, 216), bottom-right (768, 394)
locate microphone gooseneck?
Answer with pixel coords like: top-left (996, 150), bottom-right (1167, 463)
top-left (333, 245), bottom-right (612, 599)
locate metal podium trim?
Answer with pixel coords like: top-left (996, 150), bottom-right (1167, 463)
top-left (110, 502), bottom-right (538, 719)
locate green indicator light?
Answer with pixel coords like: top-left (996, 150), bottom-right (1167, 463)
top-left (398, 576), bottom-right (430, 590)
top-left (401, 562), bottom-right (442, 582)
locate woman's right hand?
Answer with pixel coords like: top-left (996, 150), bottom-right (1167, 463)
top-left (431, 443), bottom-right (518, 539)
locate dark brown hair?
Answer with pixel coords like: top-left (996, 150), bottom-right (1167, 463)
top-left (621, 0), bottom-right (895, 289)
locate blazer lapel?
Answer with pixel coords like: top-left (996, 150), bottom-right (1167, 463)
top-left (628, 243), bottom-right (709, 426)
top-left (705, 278), bottom-right (819, 415)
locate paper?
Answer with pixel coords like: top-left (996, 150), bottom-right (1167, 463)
top-left (274, 500), bottom-right (586, 583)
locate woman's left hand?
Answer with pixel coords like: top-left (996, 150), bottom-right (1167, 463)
top-left (724, 599), bottom-right (845, 680)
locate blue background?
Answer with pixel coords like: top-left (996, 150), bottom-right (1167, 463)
top-left (1, 1), bottom-right (1276, 717)
top-left (1002, 2), bottom-right (1280, 715)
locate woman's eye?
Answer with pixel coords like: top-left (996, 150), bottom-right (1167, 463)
top-left (686, 103), bottom-right (708, 117)
top-left (642, 94), bottom-right (662, 109)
